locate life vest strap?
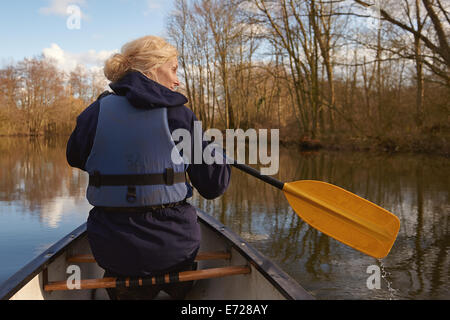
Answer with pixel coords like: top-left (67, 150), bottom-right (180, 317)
top-left (97, 199), bottom-right (188, 212)
top-left (89, 168), bottom-right (185, 188)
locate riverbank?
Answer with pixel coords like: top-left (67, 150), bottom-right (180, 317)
top-left (280, 130), bottom-right (450, 158)
top-left (1, 130), bottom-right (449, 158)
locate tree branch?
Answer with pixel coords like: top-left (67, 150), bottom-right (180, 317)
top-left (354, 0), bottom-right (450, 67)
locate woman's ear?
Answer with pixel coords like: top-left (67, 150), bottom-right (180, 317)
top-left (143, 70), bottom-right (158, 82)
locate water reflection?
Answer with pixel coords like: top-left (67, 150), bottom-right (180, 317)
top-left (192, 149), bottom-right (449, 299)
top-left (0, 136), bottom-right (91, 285)
top-left (0, 136), bottom-right (88, 215)
top-left (0, 137), bottom-right (448, 299)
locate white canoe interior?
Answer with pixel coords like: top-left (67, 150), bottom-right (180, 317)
top-left (2, 209), bottom-right (313, 300)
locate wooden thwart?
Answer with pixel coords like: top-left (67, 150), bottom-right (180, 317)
top-left (67, 251), bottom-right (231, 264)
top-left (44, 265), bottom-right (251, 292)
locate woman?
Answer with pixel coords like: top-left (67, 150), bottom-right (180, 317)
top-left (66, 35), bottom-right (231, 299)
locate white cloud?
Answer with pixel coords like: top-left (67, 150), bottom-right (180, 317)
top-left (39, 0), bottom-right (87, 18)
top-left (42, 43), bottom-right (118, 74)
top-left (144, 0), bottom-right (164, 15)
top-left (147, 0), bottom-right (162, 9)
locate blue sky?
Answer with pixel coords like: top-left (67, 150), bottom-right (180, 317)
top-left (0, 0), bottom-right (175, 70)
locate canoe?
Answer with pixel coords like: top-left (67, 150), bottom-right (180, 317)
top-left (0, 208), bottom-right (314, 300)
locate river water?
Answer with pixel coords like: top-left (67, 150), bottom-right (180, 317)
top-left (0, 136), bottom-right (448, 299)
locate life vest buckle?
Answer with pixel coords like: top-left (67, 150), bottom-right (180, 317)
top-left (126, 186), bottom-right (137, 203)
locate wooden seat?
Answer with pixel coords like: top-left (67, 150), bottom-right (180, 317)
top-left (44, 265), bottom-right (251, 292)
top-left (42, 251), bottom-right (247, 292)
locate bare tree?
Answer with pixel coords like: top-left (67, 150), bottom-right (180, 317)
top-left (15, 57), bottom-right (65, 135)
top-left (0, 66), bottom-right (20, 135)
top-left (355, 0), bottom-right (450, 85)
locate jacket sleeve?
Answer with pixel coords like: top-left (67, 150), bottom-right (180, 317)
top-left (185, 114), bottom-right (231, 200)
top-left (167, 106), bottom-right (231, 200)
top-left (66, 100), bottom-right (101, 171)
top-left (187, 147), bottom-right (231, 199)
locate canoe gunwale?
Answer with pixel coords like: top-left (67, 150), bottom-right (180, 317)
top-left (1, 208), bottom-right (314, 300)
top-left (0, 224), bottom-right (87, 300)
top-left (196, 209), bottom-right (314, 300)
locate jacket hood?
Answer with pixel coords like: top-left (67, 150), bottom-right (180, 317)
top-left (109, 71), bottom-right (188, 109)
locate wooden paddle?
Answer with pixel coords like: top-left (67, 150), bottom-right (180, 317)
top-left (232, 162), bottom-right (400, 259)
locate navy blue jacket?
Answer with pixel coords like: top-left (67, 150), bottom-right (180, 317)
top-left (66, 71), bottom-right (231, 276)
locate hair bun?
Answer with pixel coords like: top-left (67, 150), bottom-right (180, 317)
top-left (103, 36), bottom-right (178, 83)
top-left (103, 53), bottom-right (131, 82)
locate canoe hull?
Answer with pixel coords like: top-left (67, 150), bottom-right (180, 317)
top-left (1, 209), bottom-right (313, 300)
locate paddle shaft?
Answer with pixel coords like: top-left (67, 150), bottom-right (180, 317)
top-left (232, 163), bottom-right (285, 190)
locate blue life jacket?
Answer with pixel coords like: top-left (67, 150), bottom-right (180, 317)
top-left (85, 94), bottom-right (187, 207)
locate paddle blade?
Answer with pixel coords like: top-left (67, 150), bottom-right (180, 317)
top-left (283, 180), bottom-right (400, 259)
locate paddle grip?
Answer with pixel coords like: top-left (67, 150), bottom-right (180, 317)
top-left (232, 163), bottom-right (285, 190)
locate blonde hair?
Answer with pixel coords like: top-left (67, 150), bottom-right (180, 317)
top-left (104, 35), bottom-right (178, 82)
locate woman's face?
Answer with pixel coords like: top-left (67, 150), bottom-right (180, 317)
top-left (154, 58), bottom-right (180, 91)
